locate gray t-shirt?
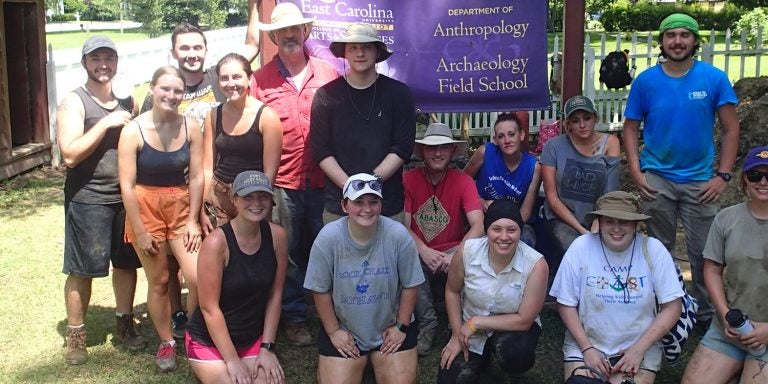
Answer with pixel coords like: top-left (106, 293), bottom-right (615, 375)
top-left (540, 134), bottom-right (620, 226)
top-left (704, 203), bottom-right (768, 327)
top-left (304, 216), bottom-right (425, 351)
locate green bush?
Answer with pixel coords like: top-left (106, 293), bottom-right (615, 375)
top-left (50, 13), bottom-right (76, 22)
top-left (600, 0), bottom-right (744, 32)
top-left (734, 8), bottom-right (768, 49)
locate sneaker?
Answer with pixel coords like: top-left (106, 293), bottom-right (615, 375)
top-left (155, 342), bottom-right (178, 373)
top-left (115, 313), bottom-right (148, 351)
top-left (64, 325), bottom-right (88, 365)
top-left (284, 322), bottom-right (313, 347)
top-left (417, 327), bottom-right (436, 356)
top-left (171, 311), bottom-right (187, 339)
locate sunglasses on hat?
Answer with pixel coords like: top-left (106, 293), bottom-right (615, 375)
top-left (344, 179), bottom-right (383, 195)
top-left (745, 170), bottom-right (768, 183)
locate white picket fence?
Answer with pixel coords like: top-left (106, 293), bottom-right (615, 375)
top-left (46, 26), bottom-right (766, 150)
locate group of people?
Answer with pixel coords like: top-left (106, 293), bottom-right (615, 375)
top-left (58, 4), bottom-right (767, 383)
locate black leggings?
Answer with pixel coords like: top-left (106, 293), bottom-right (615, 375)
top-left (437, 323), bottom-right (541, 383)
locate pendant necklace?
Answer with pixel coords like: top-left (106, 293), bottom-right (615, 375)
top-left (345, 74), bottom-right (378, 122)
top-left (425, 168), bottom-right (446, 214)
top-left (600, 233), bottom-right (636, 304)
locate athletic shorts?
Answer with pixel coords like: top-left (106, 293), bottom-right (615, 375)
top-left (700, 322), bottom-right (768, 361)
top-left (63, 201), bottom-right (141, 277)
top-left (124, 185), bottom-right (189, 243)
top-left (186, 332), bottom-right (262, 362)
top-left (317, 321), bottom-right (418, 357)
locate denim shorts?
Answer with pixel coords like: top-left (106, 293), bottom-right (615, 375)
top-left (700, 322), bottom-right (768, 361)
top-left (63, 201), bottom-right (141, 277)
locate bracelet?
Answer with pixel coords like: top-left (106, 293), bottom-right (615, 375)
top-left (581, 346), bottom-right (596, 354)
top-left (466, 317), bottom-right (478, 333)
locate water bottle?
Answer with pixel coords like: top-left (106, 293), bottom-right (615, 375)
top-left (725, 308), bottom-right (767, 356)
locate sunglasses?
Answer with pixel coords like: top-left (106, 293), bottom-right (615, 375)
top-left (343, 179), bottom-right (383, 196)
top-left (745, 170), bottom-right (768, 183)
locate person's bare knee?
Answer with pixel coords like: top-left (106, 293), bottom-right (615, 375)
top-left (370, 349), bottom-right (418, 384)
top-left (317, 355), bottom-right (367, 384)
top-left (190, 361), bottom-right (232, 384)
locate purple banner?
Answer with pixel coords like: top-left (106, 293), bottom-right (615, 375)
top-left (287, 0), bottom-right (550, 112)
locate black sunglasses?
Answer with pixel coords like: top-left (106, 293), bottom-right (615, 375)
top-left (344, 179), bottom-right (383, 196)
top-left (745, 170), bottom-right (768, 183)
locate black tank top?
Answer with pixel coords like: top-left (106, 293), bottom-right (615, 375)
top-left (135, 120), bottom-right (190, 186)
top-left (187, 220), bottom-right (277, 348)
top-left (213, 104), bottom-right (266, 183)
top-left (64, 87), bottom-right (133, 204)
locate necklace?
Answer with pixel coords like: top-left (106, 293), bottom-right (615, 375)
top-left (424, 168), bottom-right (446, 214)
top-left (345, 75), bottom-right (378, 122)
top-left (600, 233), bottom-right (636, 304)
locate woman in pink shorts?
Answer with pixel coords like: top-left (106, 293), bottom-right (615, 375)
top-left (119, 65), bottom-right (204, 372)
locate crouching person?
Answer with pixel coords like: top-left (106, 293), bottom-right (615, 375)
top-left (438, 200), bottom-right (548, 383)
top-left (304, 173), bottom-right (425, 384)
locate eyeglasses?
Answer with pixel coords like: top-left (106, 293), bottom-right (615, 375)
top-left (745, 170), bottom-right (768, 183)
top-left (343, 179), bottom-right (382, 196)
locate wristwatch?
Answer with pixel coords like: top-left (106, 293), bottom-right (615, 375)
top-left (717, 172), bottom-right (732, 182)
top-left (394, 321), bottom-right (409, 333)
top-left (260, 342), bottom-right (276, 352)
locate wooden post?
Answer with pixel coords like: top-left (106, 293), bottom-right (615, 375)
top-left (562, 0), bottom-right (585, 101)
top-left (258, 0), bottom-right (278, 67)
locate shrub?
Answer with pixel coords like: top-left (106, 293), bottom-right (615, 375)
top-left (50, 13), bottom-right (76, 22)
top-left (734, 8), bottom-right (768, 49)
top-left (600, 1), bottom-right (745, 32)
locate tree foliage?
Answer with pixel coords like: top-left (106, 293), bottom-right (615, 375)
top-left (734, 8), bottom-right (768, 49)
top-left (127, 0), bottom-right (232, 37)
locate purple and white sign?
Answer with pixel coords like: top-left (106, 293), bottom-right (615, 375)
top-left (288, 0), bottom-right (549, 112)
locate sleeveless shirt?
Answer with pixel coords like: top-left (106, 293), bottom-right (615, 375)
top-left (64, 87), bottom-right (133, 204)
top-left (187, 220), bottom-right (277, 348)
top-left (476, 143), bottom-right (537, 204)
top-left (135, 120), bottom-right (190, 186)
top-left (213, 104), bottom-right (266, 183)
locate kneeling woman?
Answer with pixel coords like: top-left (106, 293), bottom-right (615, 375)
top-left (682, 146), bottom-right (768, 384)
top-left (304, 173), bottom-right (425, 384)
top-left (438, 200), bottom-right (549, 383)
top-left (187, 171), bottom-right (287, 384)
top-left (550, 191), bottom-right (683, 384)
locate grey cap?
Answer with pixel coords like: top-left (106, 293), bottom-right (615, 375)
top-left (82, 36), bottom-right (117, 55)
top-left (563, 95), bottom-right (596, 118)
top-left (232, 171), bottom-right (274, 197)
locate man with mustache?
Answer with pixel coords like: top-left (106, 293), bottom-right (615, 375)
top-left (402, 123), bottom-right (484, 356)
top-left (250, 2), bottom-right (338, 347)
top-left (57, 36), bottom-right (146, 365)
top-left (622, 13), bottom-right (740, 328)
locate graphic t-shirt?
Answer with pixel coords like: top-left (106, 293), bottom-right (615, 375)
top-left (141, 67), bottom-right (225, 125)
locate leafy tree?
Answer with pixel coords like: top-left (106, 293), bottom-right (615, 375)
top-left (734, 8), bottom-right (768, 49)
top-left (728, 0), bottom-right (768, 7)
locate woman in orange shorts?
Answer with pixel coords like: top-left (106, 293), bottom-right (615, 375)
top-left (119, 65), bottom-right (204, 373)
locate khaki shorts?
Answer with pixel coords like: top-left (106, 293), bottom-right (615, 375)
top-left (125, 184), bottom-right (190, 243)
top-left (205, 175), bottom-right (237, 227)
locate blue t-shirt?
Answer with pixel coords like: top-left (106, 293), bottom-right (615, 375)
top-left (476, 143), bottom-right (537, 206)
top-left (624, 61), bottom-right (737, 182)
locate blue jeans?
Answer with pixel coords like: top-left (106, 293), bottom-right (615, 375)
top-left (274, 187), bottom-right (325, 323)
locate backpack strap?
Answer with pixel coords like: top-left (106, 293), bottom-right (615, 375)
top-left (642, 235), bottom-right (653, 273)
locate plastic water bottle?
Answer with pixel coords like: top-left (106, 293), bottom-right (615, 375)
top-left (726, 309), bottom-right (767, 356)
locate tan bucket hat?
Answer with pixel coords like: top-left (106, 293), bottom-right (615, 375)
top-left (585, 191), bottom-right (651, 223)
top-left (258, 2), bottom-right (314, 32)
top-left (413, 123), bottom-right (468, 161)
top-left (329, 22), bottom-right (393, 63)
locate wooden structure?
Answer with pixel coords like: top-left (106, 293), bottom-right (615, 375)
top-left (0, 0), bottom-right (51, 180)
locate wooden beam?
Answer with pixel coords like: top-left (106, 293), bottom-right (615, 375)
top-left (562, 0), bottom-right (585, 102)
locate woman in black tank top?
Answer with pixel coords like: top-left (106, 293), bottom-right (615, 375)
top-left (118, 66), bottom-right (205, 373)
top-left (190, 170), bottom-right (288, 383)
top-left (201, 53), bottom-right (283, 234)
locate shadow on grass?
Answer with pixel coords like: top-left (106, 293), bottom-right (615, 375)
top-left (0, 166), bottom-right (65, 217)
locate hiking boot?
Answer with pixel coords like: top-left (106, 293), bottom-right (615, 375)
top-left (171, 310), bottom-right (188, 339)
top-left (155, 342), bottom-right (178, 373)
top-left (284, 322), bottom-right (313, 347)
top-left (417, 327), bottom-right (436, 356)
top-left (115, 313), bottom-right (148, 351)
top-left (64, 325), bottom-right (88, 365)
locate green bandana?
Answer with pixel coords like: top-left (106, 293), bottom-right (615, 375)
top-left (659, 13), bottom-right (699, 38)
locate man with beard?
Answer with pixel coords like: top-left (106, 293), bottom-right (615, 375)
top-left (142, 2), bottom-right (261, 339)
top-left (250, 2), bottom-right (338, 347)
top-left (402, 123), bottom-right (484, 356)
top-left (57, 36), bottom-right (146, 365)
top-left (622, 13), bottom-right (740, 327)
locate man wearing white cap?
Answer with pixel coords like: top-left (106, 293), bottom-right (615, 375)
top-left (57, 36), bottom-right (145, 365)
top-left (403, 123), bottom-right (484, 356)
top-left (250, 1), bottom-right (339, 347)
top-left (310, 23), bottom-right (415, 224)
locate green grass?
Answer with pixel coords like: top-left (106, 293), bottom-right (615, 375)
top-left (0, 167), bottom-right (702, 383)
top-left (45, 29), bottom-right (153, 50)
